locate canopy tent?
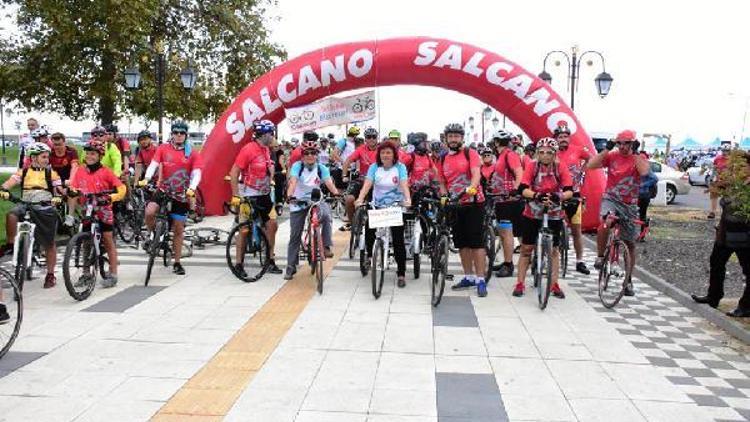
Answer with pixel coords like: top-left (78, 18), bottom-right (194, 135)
top-left (740, 137), bottom-right (750, 150)
top-left (708, 137), bottom-right (724, 147)
top-left (677, 137), bottom-right (703, 149)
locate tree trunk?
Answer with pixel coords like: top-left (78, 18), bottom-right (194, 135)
top-left (99, 49), bottom-right (117, 125)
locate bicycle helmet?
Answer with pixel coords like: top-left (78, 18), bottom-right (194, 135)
top-left (90, 125), bottom-right (106, 136)
top-left (27, 142), bottom-right (51, 156)
top-left (105, 123), bottom-right (119, 134)
top-left (253, 119), bottom-right (275, 136)
top-left (536, 137), bottom-right (559, 151)
top-left (300, 139), bottom-right (318, 152)
top-left (137, 130), bottom-right (153, 140)
top-left (83, 140), bottom-right (105, 155)
top-left (478, 145), bottom-right (494, 156)
top-left (171, 120), bottom-right (189, 133)
top-left (615, 129), bottom-right (637, 142)
top-left (363, 127), bottom-right (378, 138)
top-left (524, 143), bottom-right (536, 153)
top-left (408, 132), bottom-right (428, 145)
top-left (491, 129), bottom-right (513, 141)
top-left (31, 128), bottom-right (49, 138)
top-left (430, 141), bottom-right (443, 153)
top-left (302, 130), bottom-right (319, 142)
top-left (443, 123), bottom-right (465, 135)
top-left (553, 123), bottom-right (571, 137)
top-left (388, 129), bottom-right (401, 139)
top-left (347, 126), bottom-right (361, 137)
top-left (720, 142), bottom-right (732, 151)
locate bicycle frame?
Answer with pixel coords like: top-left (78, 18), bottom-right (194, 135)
top-left (12, 210), bottom-right (36, 274)
top-left (80, 199), bottom-right (104, 259)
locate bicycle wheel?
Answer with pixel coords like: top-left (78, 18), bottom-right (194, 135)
top-left (225, 221), bottom-right (271, 282)
top-left (309, 225), bottom-right (316, 275)
top-left (349, 208), bottom-right (365, 259)
top-left (63, 232), bottom-right (97, 301)
top-left (371, 238), bottom-right (385, 299)
top-left (598, 240), bottom-right (630, 309)
top-left (116, 209), bottom-right (137, 244)
top-left (0, 268), bottom-right (22, 359)
top-left (144, 222), bottom-right (166, 286)
top-left (413, 232), bottom-right (422, 279)
top-left (538, 238), bottom-right (553, 310)
top-left (13, 236), bottom-right (27, 293)
top-left (431, 235), bottom-right (449, 307)
top-left (560, 225), bottom-right (569, 279)
top-left (484, 224), bottom-right (496, 283)
top-left (314, 227), bottom-right (324, 294)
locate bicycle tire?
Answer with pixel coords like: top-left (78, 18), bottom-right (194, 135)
top-left (431, 235), bottom-right (448, 307)
top-left (314, 227), bottom-right (324, 294)
top-left (63, 232), bottom-right (97, 301)
top-left (598, 240), bottom-right (630, 309)
top-left (350, 207), bottom-right (365, 260)
top-left (144, 222), bottom-right (166, 286)
top-left (309, 225), bottom-right (316, 275)
top-left (0, 268), bottom-right (22, 359)
top-left (225, 221), bottom-right (271, 282)
top-left (371, 239), bottom-right (384, 299)
top-left (560, 225), bottom-right (569, 279)
top-left (484, 225), bottom-right (496, 283)
top-left (413, 233), bottom-right (422, 279)
top-left (116, 210), bottom-right (136, 244)
top-left (13, 236), bottom-right (28, 293)
top-left (538, 238), bottom-right (553, 310)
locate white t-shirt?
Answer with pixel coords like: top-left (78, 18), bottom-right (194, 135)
top-left (336, 138), bottom-right (356, 167)
top-left (289, 161), bottom-right (331, 212)
top-left (366, 163), bottom-right (408, 208)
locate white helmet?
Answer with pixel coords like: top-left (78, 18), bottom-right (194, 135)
top-left (27, 142), bottom-right (51, 156)
top-left (31, 128), bottom-right (49, 138)
top-left (720, 142), bottom-right (732, 152)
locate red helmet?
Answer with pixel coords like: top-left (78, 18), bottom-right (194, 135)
top-left (300, 140), bottom-right (318, 152)
top-left (83, 139), bottom-right (105, 155)
top-left (616, 130), bottom-right (637, 142)
top-left (536, 137), bottom-right (559, 151)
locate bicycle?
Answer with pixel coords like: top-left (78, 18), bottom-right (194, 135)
top-left (187, 187), bottom-right (206, 224)
top-left (115, 184), bottom-right (146, 245)
top-left (598, 212), bottom-right (645, 308)
top-left (2, 195), bottom-right (50, 291)
top-left (292, 190), bottom-right (336, 294)
top-left (368, 203), bottom-right (405, 299)
top-left (408, 186), bottom-right (440, 280)
top-left (143, 185), bottom-right (176, 287)
top-left (62, 192), bottom-right (112, 301)
top-left (225, 196), bottom-right (271, 283)
top-left (0, 267), bottom-right (22, 359)
top-left (531, 201), bottom-right (555, 310)
top-left (422, 193), bottom-right (464, 307)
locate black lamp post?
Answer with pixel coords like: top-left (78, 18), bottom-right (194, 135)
top-left (0, 100), bottom-right (6, 165)
top-left (538, 45), bottom-right (613, 110)
top-left (124, 55), bottom-right (196, 143)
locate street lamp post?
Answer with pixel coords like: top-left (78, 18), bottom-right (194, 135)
top-left (538, 45), bottom-right (613, 110)
top-left (0, 100), bottom-right (6, 165)
top-left (124, 51), bottom-right (196, 144)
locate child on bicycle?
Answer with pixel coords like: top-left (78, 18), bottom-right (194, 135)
top-left (513, 137), bottom-right (573, 298)
top-left (67, 140), bottom-right (126, 288)
top-left (283, 140), bottom-right (340, 280)
top-left (355, 141), bottom-right (412, 288)
top-left (0, 143), bottom-right (63, 289)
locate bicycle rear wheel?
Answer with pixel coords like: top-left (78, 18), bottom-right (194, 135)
top-left (412, 232), bottom-right (422, 279)
top-left (0, 268), bottom-right (22, 359)
top-left (63, 232), bottom-right (97, 301)
top-left (598, 240), bottom-right (630, 308)
top-left (371, 239), bottom-right (385, 299)
top-left (484, 224), bottom-right (496, 283)
top-left (225, 221), bottom-right (271, 282)
top-left (431, 235), bottom-right (449, 307)
top-left (116, 209), bottom-right (137, 244)
top-left (538, 238), bottom-right (553, 310)
top-left (13, 236), bottom-right (27, 293)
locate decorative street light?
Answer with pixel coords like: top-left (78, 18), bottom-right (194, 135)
top-left (491, 116), bottom-right (499, 129)
top-left (124, 54), bottom-right (197, 143)
top-left (538, 45), bottom-right (613, 110)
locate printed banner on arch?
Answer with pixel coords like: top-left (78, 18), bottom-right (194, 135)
top-left (286, 90), bottom-right (376, 133)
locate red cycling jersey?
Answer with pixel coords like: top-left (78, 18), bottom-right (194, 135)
top-left (488, 149), bottom-right (522, 197)
top-left (234, 141), bottom-right (273, 196)
top-left (557, 146), bottom-right (592, 192)
top-left (437, 148), bottom-right (485, 204)
top-left (520, 160), bottom-right (572, 220)
top-left (402, 153), bottom-right (438, 189)
top-left (348, 145), bottom-right (378, 177)
top-left (602, 151), bottom-right (641, 205)
top-left (49, 146), bottom-right (79, 182)
top-left (69, 165), bottom-right (123, 225)
top-left (152, 143), bottom-right (204, 199)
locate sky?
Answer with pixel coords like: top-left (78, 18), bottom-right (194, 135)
top-left (2, 0), bottom-right (750, 145)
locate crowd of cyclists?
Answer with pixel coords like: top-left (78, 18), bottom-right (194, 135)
top-left (0, 114), bottom-right (654, 323)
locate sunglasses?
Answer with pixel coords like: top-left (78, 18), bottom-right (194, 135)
top-left (365, 135), bottom-right (378, 139)
top-left (303, 150), bottom-right (318, 156)
top-left (617, 142), bottom-right (632, 147)
top-left (91, 132), bottom-right (105, 137)
top-left (172, 131), bottom-right (187, 135)
top-left (538, 150), bottom-right (555, 156)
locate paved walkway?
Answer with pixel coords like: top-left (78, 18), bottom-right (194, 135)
top-left (0, 216), bottom-right (748, 421)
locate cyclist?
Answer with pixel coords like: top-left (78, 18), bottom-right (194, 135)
top-left (133, 130), bottom-right (157, 182)
top-left (555, 123), bottom-right (593, 275)
top-left (67, 140), bottom-right (126, 288)
top-left (138, 120), bottom-right (203, 276)
top-left (0, 143), bottom-right (63, 288)
top-left (438, 123), bottom-right (488, 297)
top-left (95, 126), bottom-right (122, 178)
top-left (341, 127), bottom-right (379, 232)
top-left (588, 130), bottom-right (650, 296)
top-left (288, 131), bottom-right (319, 169)
top-left (105, 123), bottom-right (131, 179)
top-left (402, 132), bottom-right (439, 191)
top-left (330, 126), bottom-right (360, 193)
top-left (49, 132), bottom-right (80, 186)
top-left (229, 119), bottom-right (283, 276)
top-left (284, 140), bottom-right (340, 280)
top-left (479, 145), bottom-right (495, 189)
top-left (16, 118), bottom-right (40, 168)
top-left (18, 128), bottom-right (53, 169)
top-left (318, 136), bottom-right (331, 166)
top-left (512, 137), bottom-right (573, 298)
top-left (521, 143), bottom-right (536, 167)
top-left (488, 130), bottom-right (524, 278)
top-left (355, 141), bottom-right (412, 287)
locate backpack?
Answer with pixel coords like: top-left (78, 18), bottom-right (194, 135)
top-left (296, 163), bottom-right (326, 180)
top-left (21, 166), bottom-right (54, 194)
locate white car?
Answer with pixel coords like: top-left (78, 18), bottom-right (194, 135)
top-left (687, 166), bottom-right (712, 186)
top-left (649, 161), bottom-right (691, 204)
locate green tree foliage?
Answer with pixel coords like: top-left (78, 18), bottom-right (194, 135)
top-left (0, 0), bottom-right (286, 124)
top-left (711, 150), bottom-right (750, 222)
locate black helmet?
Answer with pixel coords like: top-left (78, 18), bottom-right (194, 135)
top-left (363, 127), bottom-right (378, 138)
top-left (524, 143), bottom-right (537, 153)
top-left (443, 123), bottom-right (464, 135)
top-left (553, 123), bottom-right (571, 137)
top-left (303, 131), bottom-right (319, 142)
top-left (105, 123), bottom-right (118, 134)
top-left (408, 132), bottom-right (428, 145)
top-left (137, 130), bottom-right (152, 140)
top-left (430, 141), bottom-right (443, 152)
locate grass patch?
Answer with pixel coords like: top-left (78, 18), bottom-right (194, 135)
top-left (649, 225), bottom-right (704, 240)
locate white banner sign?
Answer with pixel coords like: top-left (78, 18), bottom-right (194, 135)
top-left (286, 90), bottom-right (376, 133)
top-left (367, 207), bottom-right (404, 228)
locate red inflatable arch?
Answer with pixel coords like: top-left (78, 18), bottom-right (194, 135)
top-left (200, 37), bottom-right (605, 231)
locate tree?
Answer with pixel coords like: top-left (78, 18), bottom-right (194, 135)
top-left (0, 0), bottom-right (287, 125)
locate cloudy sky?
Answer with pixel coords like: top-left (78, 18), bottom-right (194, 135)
top-left (2, 0), bottom-right (749, 145)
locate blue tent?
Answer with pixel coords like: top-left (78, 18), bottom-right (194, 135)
top-left (740, 137), bottom-right (750, 150)
top-left (678, 137), bottom-right (702, 149)
top-left (708, 137), bottom-right (723, 147)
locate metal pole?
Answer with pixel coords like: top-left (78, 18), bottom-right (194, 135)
top-left (569, 47), bottom-right (578, 111)
top-left (0, 100), bottom-right (5, 165)
top-left (157, 53), bottom-right (165, 144)
top-left (481, 112), bottom-right (485, 143)
top-left (502, 115), bottom-right (506, 129)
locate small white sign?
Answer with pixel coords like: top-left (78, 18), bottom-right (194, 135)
top-left (368, 207), bottom-right (403, 228)
top-left (286, 90), bottom-right (376, 134)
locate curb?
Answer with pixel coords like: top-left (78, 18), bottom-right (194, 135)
top-left (581, 236), bottom-right (750, 345)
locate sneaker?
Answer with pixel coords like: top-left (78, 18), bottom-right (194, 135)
top-left (451, 277), bottom-right (476, 290)
top-left (173, 262), bottom-right (185, 275)
top-left (339, 224), bottom-right (351, 232)
top-left (43, 273), bottom-right (56, 289)
top-left (0, 244), bottom-right (13, 257)
top-left (234, 264), bottom-right (248, 279)
top-left (575, 262), bottom-right (591, 275)
top-left (283, 266), bottom-right (297, 280)
top-left (551, 283), bottom-right (566, 299)
top-left (477, 280), bottom-right (487, 297)
top-left (397, 277), bottom-right (406, 288)
top-left (0, 303), bottom-right (9, 325)
top-left (512, 282), bottom-right (525, 297)
top-left (623, 280), bottom-right (635, 297)
top-left (268, 260), bottom-right (283, 274)
top-left (495, 262), bottom-right (514, 278)
top-left (100, 274), bottom-right (118, 288)
top-left (593, 257), bottom-right (604, 270)
top-left (324, 247), bottom-right (334, 258)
